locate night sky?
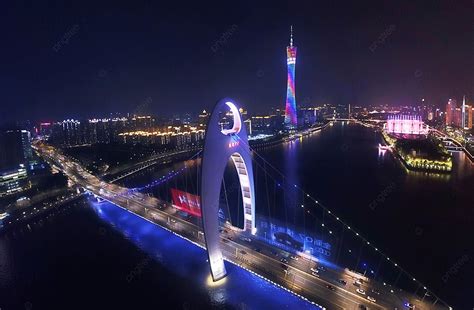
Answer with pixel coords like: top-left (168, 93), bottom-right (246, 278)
top-left (1, 1), bottom-right (472, 123)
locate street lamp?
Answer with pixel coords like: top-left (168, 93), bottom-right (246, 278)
top-left (362, 262), bottom-right (368, 277)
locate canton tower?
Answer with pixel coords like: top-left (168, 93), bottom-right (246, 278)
top-left (284, 25), bottom-right (297, 129)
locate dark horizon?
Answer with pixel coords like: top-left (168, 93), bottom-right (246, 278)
top-left (1, 1), bottom-right (472, 123)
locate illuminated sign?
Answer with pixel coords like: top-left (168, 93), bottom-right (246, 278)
top-left (171, 188), bottom-right (201, 217)
top-left (227, 141), bottom-right (240, 148)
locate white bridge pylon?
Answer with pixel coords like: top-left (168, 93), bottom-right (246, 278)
top-left (200, 99), bottom-right (256, 282)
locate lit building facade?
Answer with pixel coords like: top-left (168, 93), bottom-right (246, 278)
top-left (284, 26), bottom-right (297, 129)
top-left (0, 129), bottom-right (32, 170)
top-left (0, 166), bottom-right (29, 197)
top-left (50, 116), bottom-right (156, 146)
top-left (21, 130), bottom-right (32, 160)
top-left (199, 110), bottom-right (210, 127)
top-left (445, 98), bottom-right (457, 127)
top-left (385, 115), bottom-right (429, 135)
top-left (39, 122), bottom-right (53, 138)
top-left (461, 96), bottom-right (473, 130)
top-left (468, 107), bottom-right (473, 129)
top-left (445, 97), bottom-right (473, 129)
top-left (298, 108), bottom-right (318, 127)
top-left (118, 126), bottom-right (205, 148)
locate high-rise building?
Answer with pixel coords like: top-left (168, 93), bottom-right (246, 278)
top-left (454, 107), bottom-right (462, 127)
top-left (199, 110), bottom-right (210, 127)
top-left (445, 98), bottom-right (457, 126)
top-left (21, 130), bottom-right (32, 160)
top-left (298, 108), bottom-right (317, 127)
top-left (468, 106), bottom-right (473, 129)
top-left (460, 96), bottom-right (472, 130)
top-left (284, 26), bottom-right (297, 129)
top-left (50, 119), bottom-right (81, 145)
top-left (39, 122), bottom-right (53, 138)
top-left (461, 96), bottom-right (466, 129)
top-left (0, 129), bottom-right (31, 170)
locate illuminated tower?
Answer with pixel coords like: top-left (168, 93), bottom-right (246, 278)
top-left (445, 98), bottom-right (456, 126)
top-left (284, 26), bottom-right (297, 129)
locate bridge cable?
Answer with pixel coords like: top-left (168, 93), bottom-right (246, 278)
top-left (233, 134), bottom-right (447, 305)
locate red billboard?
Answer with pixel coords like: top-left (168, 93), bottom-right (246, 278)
top-left (170, 188), bottom-right (202, 217)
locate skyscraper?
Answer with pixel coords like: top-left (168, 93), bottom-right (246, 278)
top-left (445, 98), bottom-right (456, 126)
top-left (468, 106), bottom-right (473, 129)
top-left (21, 130), bottom-right (32, 160)
top-left (284, 26), bottom-right (297, 129)
top-left (0, 129), bottom-right (31, 171)
top-left (461, 95), bottom-right (466, 129)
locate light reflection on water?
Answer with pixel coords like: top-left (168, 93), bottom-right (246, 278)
top-left (90, 200), bottom-right (321, 310)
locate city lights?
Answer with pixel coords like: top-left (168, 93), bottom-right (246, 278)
top-left (1, 4), bottom-right (469, 309)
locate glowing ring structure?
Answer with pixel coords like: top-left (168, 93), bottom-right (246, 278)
top-left (200, 98), bottom-right (256, 281)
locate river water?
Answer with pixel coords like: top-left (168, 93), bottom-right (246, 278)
top-left (255, 122), bottom-right (474, 308)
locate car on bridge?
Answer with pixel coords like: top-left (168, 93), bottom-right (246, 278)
top-left (239, 236), bottom-right (252, 242)
top-left (356, 288), bottom-right (366, 295)
top-left (353, 279), bottom-right (363, 286)
top-left (311, 271), bottom-right (320, 277)
top-left (326, 284), bottom-right (336, 291)
top-left (337, 279), bottom-right (347, 286)
top-left (289, 254), bottom-right (299, 261)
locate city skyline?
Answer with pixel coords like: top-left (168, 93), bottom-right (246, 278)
top-left (1, 1), bottom-right (472, 123)
top-left (1, 2), bottom-right (472, 309)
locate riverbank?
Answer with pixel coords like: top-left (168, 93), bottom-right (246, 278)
top-left (250, 122), bottom-right (332, 150)
top-left (381, 131), bottom-right (452, 173)
top-left (0, 190), bottom-right (84, 233)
